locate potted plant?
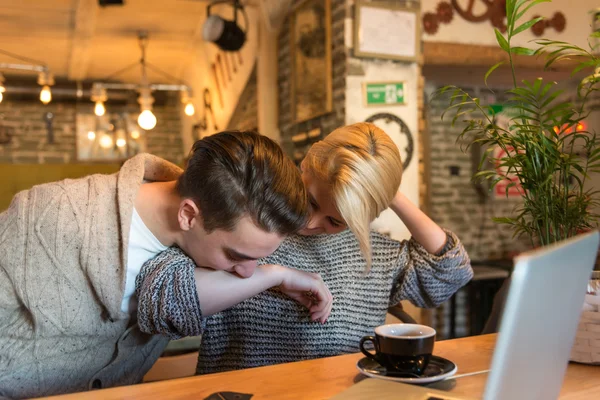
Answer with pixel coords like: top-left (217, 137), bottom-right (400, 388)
top-left (434, 0), bottom-right (600, 363)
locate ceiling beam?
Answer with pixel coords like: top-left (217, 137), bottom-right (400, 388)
top-left (67, 0), bottom-right (99, 81)
top-left (423, 41), bottom-right (578, 71)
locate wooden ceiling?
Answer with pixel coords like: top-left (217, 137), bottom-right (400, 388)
top-left (0, 0), bottom-right (210, 83)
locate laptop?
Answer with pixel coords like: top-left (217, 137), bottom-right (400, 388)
top-left (331, 230), bottom-right (599, 400)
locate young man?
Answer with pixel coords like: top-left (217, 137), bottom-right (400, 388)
top-left (0, 131), bottom-right (332, 399)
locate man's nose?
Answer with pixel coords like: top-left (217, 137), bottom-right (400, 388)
top-left (234, 260), bottom-right (258, 278)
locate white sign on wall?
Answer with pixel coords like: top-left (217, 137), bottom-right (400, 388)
top-left (354, 1), bottom-right (420, 61)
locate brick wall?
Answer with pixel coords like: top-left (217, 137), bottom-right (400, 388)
top-left (0, 101), bottom-right (77, 163)
top-left (424, 84), bottom-right (533, 339)
top-left (146, 96), bottom-right (185, 163)
top-left (277, 0), bottom-right (347, 162)
top-left (425, 84), bottom-right (532, 261)
top-left (0, 93), bottom-right (184, 164)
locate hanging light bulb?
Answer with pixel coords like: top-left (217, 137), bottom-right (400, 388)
top-left (91, 85), bottom-right (108, 116)
top-left (87, 131), bottom-right (96, 140)
top-left (138, 109), bottom-right (157, 130)
top-left (116, 138), bottom-right (126, 147)
top-left (94, 101), bottom-right (106, 116)
top-left (39, 85), bottom-right (52, 105)
top-left (99, 134), bottom-right (113, 149)
top-left (137, 87), bottom-right (156, 130)
top-left (181, 90), bottom-right (195, 116)
top-left (184, 102), bottom-right (195, 116)
top-left (0, 73), bottom-right (5, 104)
top-left (37, 71), bottom-right (54, 105)
top-left (131, 130), bottom-right (140, 139)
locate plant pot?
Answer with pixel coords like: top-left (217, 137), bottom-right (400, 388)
top-left (570, 272), bottom-right (600, 365)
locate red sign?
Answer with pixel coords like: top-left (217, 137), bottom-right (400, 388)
top-left (494, 146), bottom-right (523, 198)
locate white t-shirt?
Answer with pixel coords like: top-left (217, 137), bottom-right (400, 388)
top-left (121, 207), bottom-right (169, 314)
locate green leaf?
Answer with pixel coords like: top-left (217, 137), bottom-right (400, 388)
top-left (474, 170), bottom-right (497, 180)
top-left (571, 173), bottom-right (584, 188)
top-left (535, 39), bottom-right (569, 46)
top-left (544, 52), bottom-right (585, 70)
top-left (542, 102), bottom-right (572, 119)
top-left (505, 182), bottom-right (520, 197)
top-left (509, 88), bottom-right (537, 103)
top-left (572, 60), bottom-right (598, 76)
top-left (485, 62), bottom-right (505, 85)
top-left (479, 147), bottom-right (495, 170)
top-left (512, 104), bottom-right (540, 117)
top-left (540, 82), bottom-right (555, 97)
top-left (511, 46), bottom-right (535, 56)
top-left (513, 17), bottom-right (543, 36)
top-left (514, 0), bottom-right (551, 23)
top-left (506, 0), bottom-right (517, 26)
top-left (540, 89), bottom-right (564, 108)
top-left (489, 177), bottom-right (504, 189)
top-left (495, 29), bottom-right (510, 52)
top-left (492, 217), bottom-right (517, 224)
top-left (572, 163), bottom-right (585, 175)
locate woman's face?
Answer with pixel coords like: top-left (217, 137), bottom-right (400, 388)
top-left (299, 169), bottom-right (347, 235)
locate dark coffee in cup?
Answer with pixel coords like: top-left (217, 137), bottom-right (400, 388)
top-left (359, 323), bottom-right (436, 375)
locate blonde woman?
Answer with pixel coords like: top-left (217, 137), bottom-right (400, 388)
top-left (299, 122), bottom-right (449, 268)
top-left (138, 123), bottom-right (472, 373)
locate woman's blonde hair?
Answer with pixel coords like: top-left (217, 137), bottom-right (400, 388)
top-left (303, 122), bottom-right (403, 271)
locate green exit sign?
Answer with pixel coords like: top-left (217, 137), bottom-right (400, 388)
top-left (364, 82), bottom-right (406, 106)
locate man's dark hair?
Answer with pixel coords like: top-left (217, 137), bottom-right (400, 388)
top-left (177, 130), bottom-right (308, 234)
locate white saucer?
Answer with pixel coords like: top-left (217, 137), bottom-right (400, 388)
top-left (356, 355), bottom-right (458, 384)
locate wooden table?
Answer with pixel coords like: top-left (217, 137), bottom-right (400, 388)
top-left (43, 334), bottom-right (600, 400)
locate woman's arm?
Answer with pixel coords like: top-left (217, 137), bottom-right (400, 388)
top-left (385, 194), bottom-right (472, 308)
top-left (389, 191), bottom-right (447, 254)
top-left (389, 230), bottom-right (473, 308)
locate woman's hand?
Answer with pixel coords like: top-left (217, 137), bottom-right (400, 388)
top-left (390, 191), bottom-right (447, 254)
top-left (267, 264), bottom-right (333, 324)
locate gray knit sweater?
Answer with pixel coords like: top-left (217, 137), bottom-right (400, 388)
top-left (135, 229), bottom-right (472, 375)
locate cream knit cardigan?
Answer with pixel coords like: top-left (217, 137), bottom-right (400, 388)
top-left (0, 154), bottom-right (182, 399)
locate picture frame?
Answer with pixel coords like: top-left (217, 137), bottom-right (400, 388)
top-left (290, 0), bottom-right (332, 124)
top-left (353, 0), bottom-right (420, 62)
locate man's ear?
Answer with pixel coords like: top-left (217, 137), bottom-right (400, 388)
top-left (178, 199), bottom-right (201, 231)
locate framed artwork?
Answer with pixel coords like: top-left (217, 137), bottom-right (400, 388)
top-left (76, 113), bottom-right (146, 162)
top-left (290, 0), bottom-right (332, 123)
top-left (354, 0), bottom-right (420, 62)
